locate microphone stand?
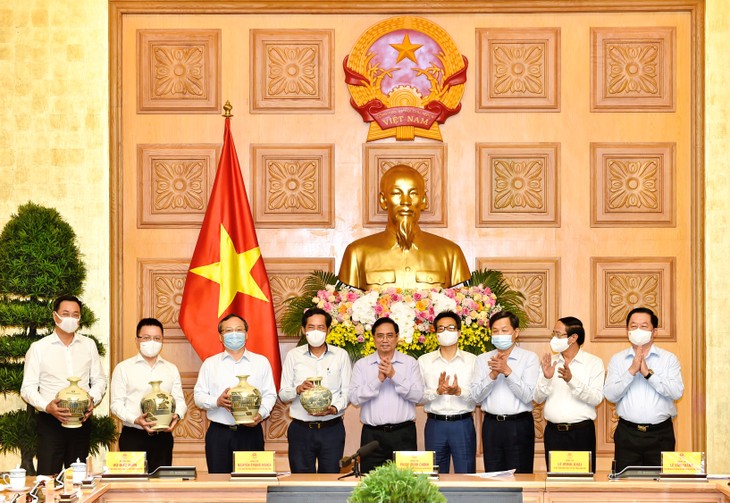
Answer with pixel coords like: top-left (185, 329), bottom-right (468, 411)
top-left (337, 456), bottom-right (362, 480)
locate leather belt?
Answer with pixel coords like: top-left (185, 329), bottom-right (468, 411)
top-left (427, 412), bottom-right (473, 422)
top-left (292, 417), bottom-right (342, 430)
top-left (619, 417), bottom-right (672, 433)
top-left (484, 411), bottom-right (532, 422)
top-left (365, 421), bottom-right (415, 432)
top-left (547, 419), bottom-right (594, 432)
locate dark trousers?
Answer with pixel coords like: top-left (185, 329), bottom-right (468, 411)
top-left (287, 418), bottom-right (345, 473)
top-left (424, 417), bottom-right (476, 473)
top-left (543, 420), bottom-right (597, 472)
top-left (205, 422), bottom-right (265, 474)
top-left (614, 418), bottom-right (675, 472)
top-left (36, 411), bottom-right (91, 475)
top-left (118, 426), bottom-right (174, 473)
top-left (482, 412), bottom-right (535, 474)
top-left (360, 422), bottom-right (417, 473)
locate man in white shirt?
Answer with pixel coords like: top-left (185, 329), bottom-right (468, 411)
top-left (534, 316), bottom-right (604, 472)
top-left (20, 295), bottom-right (107, 475)
top-left (110, 318), bottom-right (186, 472)
top-left (604, 307), bottom-right (684, 472)
top-left (471, 310), bottom-right (539, 473)
top-left (193, 313), bottom-right (277, 473)
top-left (418, 311), bottom-right (477, 473)
top-left (279, 308), bottom-right (351, 473)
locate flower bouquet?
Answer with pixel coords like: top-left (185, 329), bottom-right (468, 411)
top-left (281, 269), bottom-right (527, 361)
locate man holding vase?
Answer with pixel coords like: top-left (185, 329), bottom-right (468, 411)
top-left (279, 307), bottom-right (352, 473)
top-left (21, 294), bottom-right (107, 475)
top-left (110, 317), bottom-right (186, 472)
top-left (193, 313), bottom-right (277, 473)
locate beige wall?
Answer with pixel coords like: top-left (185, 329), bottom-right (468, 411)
top-left (0, 0), bottom-right (728, 472)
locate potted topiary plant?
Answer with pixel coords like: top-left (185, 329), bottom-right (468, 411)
top-left (348, 462), bottom-right (446, 503)
top-left (0, 202), bottom-right (118, 474)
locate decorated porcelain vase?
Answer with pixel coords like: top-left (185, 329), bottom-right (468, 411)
top-left (56, 376), bottom-right (90, 428)
top-left (300, 376), bottom-right (332, 415)
top-left (230, 375), bottom-right (262, 424)
top-left (140, 380), bottom-right (176, 430)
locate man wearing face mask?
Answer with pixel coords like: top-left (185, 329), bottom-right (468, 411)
top-left (278, 308), bottom-right (352, 473)
top-left (604, 307), bottom-right (684, 472)
top-left (418, 311), bottom-right (477, 473)
top-left (110, 318), bottom-right (186, 472)
top-left (21, 295), bottom-right (107, 475)
top-left (193, 313), bottom-right (277, 473)
top-left (533, 317), bottom-right (604, 471)
top-left (471, 311), bottom-right (539, 473)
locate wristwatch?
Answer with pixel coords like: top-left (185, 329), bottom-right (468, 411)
top-left (644, 369), bottom-right (654, 380)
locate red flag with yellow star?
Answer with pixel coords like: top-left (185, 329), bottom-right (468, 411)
top-left (179, 116), bottom-right (281, 388)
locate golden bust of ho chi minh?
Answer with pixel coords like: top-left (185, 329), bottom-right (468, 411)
top-left (338, 164), bottom-right (471, 290)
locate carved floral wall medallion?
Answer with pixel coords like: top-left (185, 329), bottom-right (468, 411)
top-left (591, 27), bottom-right (675, 111)
top-left (137, 29), bottom-right (221, 113)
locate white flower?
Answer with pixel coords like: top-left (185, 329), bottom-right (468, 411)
top-left (390, 301), bottom-right (416, 343)
top-left (430, 291), bottom-right (457, 316)
top-left (351, 291), bottom-right (379, 330)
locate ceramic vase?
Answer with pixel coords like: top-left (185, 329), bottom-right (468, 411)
top-left (140, 380), bottom-right (176, 430)
top-left (230, 375), bottom-right (262, 424)
top-left (56, 376), bottom-right (90, 428)
top-left (300, 376), bottom-right (332, 415)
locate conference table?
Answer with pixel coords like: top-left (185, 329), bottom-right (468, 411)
top-left (10, 473), bottom-right (730, 503)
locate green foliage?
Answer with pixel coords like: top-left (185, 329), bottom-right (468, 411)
top-left (348, 462), bottom-right (446, 503)
top-left (88, 415), bottom-right (120, 456)
top-left (280, 270), bottom-right (341, 337)
top-left (0, 363), bottom-right (24, 394)
top-left (0, 202), bottom-right (86, 298)
top-left (0, 408), bottom-right (38, 456)
top-left (466, 269), bottom-right (529, 328)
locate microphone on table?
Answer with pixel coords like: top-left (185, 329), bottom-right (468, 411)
top-left (339, 440), bottom-right (380, 468)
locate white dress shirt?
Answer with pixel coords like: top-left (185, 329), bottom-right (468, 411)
top-left (470, 346), bottom-right (539, 415)
top-left (418, 348), bottom-right (477, 415)
top-left (279, 343), bottom-right (352, 421)
top-left (604, 344), bottom-right (684, 424)
top-left (193, 349), bottom-right (277, 425)
top-left (21, 330), bottom-right (107, 411)
top-left (533, 348), bottom-right (605, 423)
top-left (110, 353), bottom-right (187, 428)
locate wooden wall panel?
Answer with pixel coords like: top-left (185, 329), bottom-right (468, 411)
top-left (112, 2), bottom-right (701, 474)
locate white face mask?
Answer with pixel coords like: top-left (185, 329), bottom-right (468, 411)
top-left (140, 340), bottom-right (163, 358)
top-left (628, 328), bottom-right (653, 346)
top-left (437, 329), bottom-right (459, 347)
top-left (55, 313), bottom-right (79, 334)
top-left (492, 334), bottom-right (514, 351)
top-left (549, 336), bottom-right (571, 354)
top-left (305, 330), bottom-right (327, 348)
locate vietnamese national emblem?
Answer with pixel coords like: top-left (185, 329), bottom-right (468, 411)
top-left (344, 16), bottom-right (467, 142)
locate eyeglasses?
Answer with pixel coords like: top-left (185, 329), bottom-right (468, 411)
top-left (435, 325), bottom-right (458, 333)
top-left (137, 335), bottom-right (163, 343)
top-left (374, 332), bottom-right (397, 341)
top-left (551, 331), bottom-right (568, 338)
top-left (628, 324), bottom-right (652, 330)
top-left (221, 326), bottom-right (246, 334)
top-left (56, 311), bottom-right (81, 319)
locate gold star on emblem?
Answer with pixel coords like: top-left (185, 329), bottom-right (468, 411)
top-left (390, 33), bottom-right (423, 64)
top-left (190, 224), bottom-right (269, 316)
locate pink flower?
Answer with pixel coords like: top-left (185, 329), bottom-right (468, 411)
top-left (418, 335), bottom-right (425, 343)
top-left (357, 336), bottom-right (365, 343)
top-left (347, 291), bottom-right (359, 302)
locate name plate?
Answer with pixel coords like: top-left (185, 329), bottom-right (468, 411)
top-left (394, 451), bottom-right (434, 473)
top-left (548, 451), bottom-right (592, 474)
top-left (661, 452), bottom-right (706, 475)
top-left (105, 451), bottom-right (147, 474)
top-left (233, 451), bottom-right (275, 474)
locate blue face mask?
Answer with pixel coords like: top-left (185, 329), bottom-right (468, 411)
top-left (492, 334), bottom-right (514, 351)
top-left (223, 331), bottom-right (246, 351)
